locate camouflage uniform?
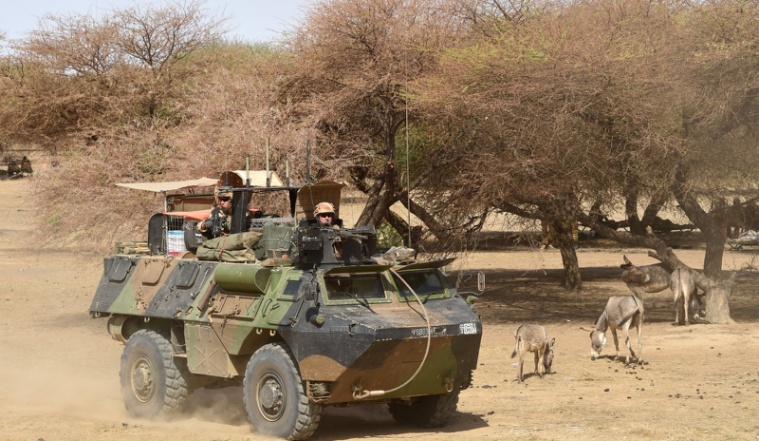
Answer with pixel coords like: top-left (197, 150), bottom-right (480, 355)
top-left (199, 189), bottom-right (233, 238)
top-left (196, 231), bottom-right (262, 262)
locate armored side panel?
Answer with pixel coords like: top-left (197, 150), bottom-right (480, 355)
top-left (89, 255), bottom-right (217, 320)
top-left (203, 266), bottom-right (303, 354)
top-left (184, 322), bottom-right (243, 378)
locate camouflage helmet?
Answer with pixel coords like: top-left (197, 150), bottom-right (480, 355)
top-left (313, 202), bottom-right (335, 217)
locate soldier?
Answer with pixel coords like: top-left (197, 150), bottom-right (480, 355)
top-left (6, 157), bottom-right (21, 178)
top-left (314, 202), bottom-right (337, 228)
top-left (198, 188), bottom-right (234, 238)
top-left (20, 156), bottom-right (32, 175)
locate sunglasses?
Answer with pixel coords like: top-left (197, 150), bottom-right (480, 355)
top-left (318, 213), bottom-right (333, 218)
top-left (219, 196), bottom-right (231, 202)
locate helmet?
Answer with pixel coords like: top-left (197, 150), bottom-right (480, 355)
top-left (215, 187), bottom-right (233, 205)
top-left (313, 202), bottom-right (335, 217)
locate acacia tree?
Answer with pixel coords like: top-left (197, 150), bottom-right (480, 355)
top-left (0, 0), bottom-right (226, 146)
top-left (114, 0), bottom-right (228, 121)
top-left (0, 14), bottom-right (123, 143)
top-left (652, 0), bottom-right (759, 323)
top-left (0, 2), bottom-right (239, 251)
top-left (578, 0), bottom-right (759, 323)
top-left (411, 0), bottom-right (680, 288)
top-left (283, 0), bottom-right (473, 244)
top-left (415, 0), bottom-right (759, 320)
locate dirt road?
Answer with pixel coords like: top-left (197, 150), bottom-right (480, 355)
top-left (1, 177), bottom-right (758, 441)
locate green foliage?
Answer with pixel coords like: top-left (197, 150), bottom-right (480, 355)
top-left (45, 213), bottom-right (62, 228)
top-left (136, 144), bottom-right (175, 176)
top-left (189, 40), bottom-right (279, 68)
top-left (377, 221), bottom-right (404, 248)
top-left (394, 125), bottom-right (441, 187)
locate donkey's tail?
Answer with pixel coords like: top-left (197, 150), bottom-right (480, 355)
top-left (511, 324), bottom-right (524, 358)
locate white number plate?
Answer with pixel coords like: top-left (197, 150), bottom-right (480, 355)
top-left (459, 323), bottom-right (478, 335)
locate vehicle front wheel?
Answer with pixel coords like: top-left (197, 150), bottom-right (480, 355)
top-left (243, 343), bottom-right (322, 440)
top-left (120, 329), bottom-right (189, 418)
top-left (388, 388), bottom-right (460, 428)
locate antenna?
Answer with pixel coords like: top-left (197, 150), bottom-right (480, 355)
top-left (245, 155), bottom-right (251, 186)
top-left (306, 139), bottom-right (312, 184)
top-left (405, 36), bottom-right (412, 249)
top-left (265, 137), bottom-right (271, 187)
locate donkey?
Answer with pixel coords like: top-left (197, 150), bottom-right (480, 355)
top-left (620, 255), bottom-right (670, 299)
top-left (511, 324), bottom-right (555, 383)
top-left (670, 268), bottom-right (705, 326)
top-left (622, 255), bottom-right (705, 324)
top-left (582, 295), bottom-right (644, 365)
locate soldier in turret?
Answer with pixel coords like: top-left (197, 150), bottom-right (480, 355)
top-left (198, 187), bottom-right (233, 238)
top-left (314, 202), bottom-right (338, 228)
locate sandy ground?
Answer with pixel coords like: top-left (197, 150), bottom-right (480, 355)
top-left (2, 176), bottom-right (759, 441)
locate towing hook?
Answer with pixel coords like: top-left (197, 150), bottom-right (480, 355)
top-left (352, 385), bottom-right (386, 400)
top-left (444, 375), bottom-right (454, 393)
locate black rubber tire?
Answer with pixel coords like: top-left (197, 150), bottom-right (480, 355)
top-left (120, 329), bottom-right (189, 418)
top-left (388, 388), bottom-right (460, 428)
top-left (460, 370), bottom-right (474, 390)
top-left (243, 343), bottom-right (322, 440)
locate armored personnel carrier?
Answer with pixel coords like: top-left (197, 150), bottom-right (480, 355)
top-left (89, 171), bottom-right (483, 440)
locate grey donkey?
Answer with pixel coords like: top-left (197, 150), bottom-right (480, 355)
top-left (511, 324), bottom-right (555, 383)
top-left (620, 255), bottom-right (670, 299)
top-left (670, 267), bottom-right (706, 326)
top-left (622, 255), bottom-right (705, 325)
top-left (582, 295), bottom-right (644, 365)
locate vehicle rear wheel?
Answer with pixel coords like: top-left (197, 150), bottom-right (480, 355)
top-left (120, 329), bottom-right (189, 418)
top-left (243, 343), bottom-right (322, 440)
top-left (388, 388), bottom-right (460, 428)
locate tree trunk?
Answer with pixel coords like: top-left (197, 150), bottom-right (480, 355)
top-left (385, 210), bottom-right (423, 247)
top-left (693, 271), bottom-right (735, 325)
top-left (625, 192), bottom-right (646, 235)
top-left (559, 241), bottom-right (581, 290)
top-left (353, 111), bottom-right (402, 228)
top-left (703, 283), bottom-right (734, 324)
top-left (670, 163), bottom-right (735, 324)
top-left (405, 196), bottom-right (450, 245)
top-left (551, 220), bottom-right (581, 290)
top-left (356, 191), bottom-right (385, 227)
top-left (625, 191), bottom-right (666, 235)
top-left (703, 233), bottom-right (726, 278)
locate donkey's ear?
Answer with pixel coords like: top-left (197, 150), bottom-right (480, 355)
top-left (550, 338), bottom-right (556, 347)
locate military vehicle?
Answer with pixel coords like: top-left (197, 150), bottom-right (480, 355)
top-left (89, 169), bottom-right (483, 440)
top-left (2, 155), bottom-right (32, 178)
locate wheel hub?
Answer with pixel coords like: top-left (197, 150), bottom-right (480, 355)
top-left (258, 376), bottom-right (284, 421)
top-left (131, 357), bottom-right (155, 402)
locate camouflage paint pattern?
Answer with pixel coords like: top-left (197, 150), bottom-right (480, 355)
top-left (90, 248), bottom-right (482, 404)
top-left (90, 224), bottom-right (482, 407)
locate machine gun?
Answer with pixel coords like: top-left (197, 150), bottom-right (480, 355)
top-left (296, 223), bottom-right (377, 267)
top-left (202, 208), bottom-right (228, 238)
